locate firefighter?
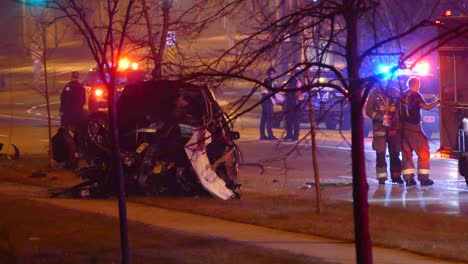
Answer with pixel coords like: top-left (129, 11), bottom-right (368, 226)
top-left (400, 77), bottom-right (440, 186)
top-left (365, 83), bottom-right (403, 184)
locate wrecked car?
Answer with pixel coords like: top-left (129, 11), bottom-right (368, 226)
top-left (56, 80), bottom-right (241, 200)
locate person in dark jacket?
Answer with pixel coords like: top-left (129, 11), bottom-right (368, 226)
top-left (259, 67), bottom-right (278, 140)
top-left (58, 71), bottom-right (86, 168)
top-left (60, 71), bottom-right (86, 130)
top-left (284, 74), bottom-right (302, 141)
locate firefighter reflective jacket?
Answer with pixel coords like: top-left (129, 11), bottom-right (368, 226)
top-left (365, 87), bottom-right (400, 137)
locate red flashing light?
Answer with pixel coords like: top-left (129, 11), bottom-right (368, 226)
top-left (118, 58), bottom-right (130, 70)
top-left (94, 88), bottom-right (104, 97)
top-left (413, 61), bottom-right (430, 76)
top-left (118, 57), bottom-right (138, 71)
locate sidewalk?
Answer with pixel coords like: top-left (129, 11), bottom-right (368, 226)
top-left (25, 195), bottom-right (459, 264)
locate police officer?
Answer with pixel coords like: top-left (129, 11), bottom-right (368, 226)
top-left (365, 84), bottom-right (403, 184)
top-left (284, 74), bottom-right (302, 141)
top-left (259, 67), bottom-right (278, 140)
top-left (60, 71), bottom-right (86, 131)
top-left (400, 77), bottom-right (440, 186)
top-left (59, 71), bottom-right (86, 169)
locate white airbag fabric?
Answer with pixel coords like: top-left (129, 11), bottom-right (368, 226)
top-left (184, 129), bottom-right (235, 200)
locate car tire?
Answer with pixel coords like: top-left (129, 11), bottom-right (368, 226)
top-left (86, 112), bottom-right (109, 146)
top-left (459, 153), bottom-right (468, 186)
top-left (82, 112), bottom-right (111, 167)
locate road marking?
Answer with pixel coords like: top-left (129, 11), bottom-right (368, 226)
top-left (368, 197), bottom-right (447, 202)
top-left (263, 166), bottom-right (282, 170)
top-left (0, 113), bottom-right (60, 123)
top-left (447, 187), bottom-right (468, 192)
top-left (33, 101), bottom-right (60, 107)
top-left (27, 101), bottom-right (59, 115)
top-left (0, 134), bottom-right (8, 137)
top-left (0, 102), bottom-right (25, 105)
top-left (40, 139), bottom-right (49, 142)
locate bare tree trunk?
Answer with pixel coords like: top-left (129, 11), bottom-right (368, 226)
top-left (43, 59), bottom-right (53, 168)
top-left (290, 0), bottom-right (301, 64)
top-left (41, 24), bottom-right (53, 168)
top-left (107, 75), bottom-right (130, 264)
top-left (345, 2), bottom-right (373, 262)
top-left (278, 0), bottom-right (290, 73)
top-left (350, 84), bottom-right (372, 263)
top-left (154, 0), bottom-right (171, 78)
top-left (141, 0), bottom-right (158, 71)
top-left (302, 28), bottom-right (322, 212)
top-left (308, 90), bottom-right (322, 212)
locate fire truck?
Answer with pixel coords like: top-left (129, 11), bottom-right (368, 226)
top-left (433, 14), bottom-right (468, 185)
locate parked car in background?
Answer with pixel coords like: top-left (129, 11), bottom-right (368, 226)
top-left (272, 70), bottom-right (351, 130)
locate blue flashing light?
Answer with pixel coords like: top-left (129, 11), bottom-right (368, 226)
top-left (25, 0), bottom-right (48, 6)
top-left (377, 65), bottom-right (392, 74)
top-left (376, 64), bottom-right (395, 79)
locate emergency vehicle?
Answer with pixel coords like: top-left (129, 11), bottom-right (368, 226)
top-left (432, 14), bottom-right (468, 185)
top-left (83, 58), bottom-right (147, 114)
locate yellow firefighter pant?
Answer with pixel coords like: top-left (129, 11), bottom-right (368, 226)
top-left (401, 123), bottom-right (430, 180)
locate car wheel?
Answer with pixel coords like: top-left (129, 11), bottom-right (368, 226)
top-left (87, 113), bottom-right (109, 146)
top-left (459, 154), bottom-right (468, 186)
top-left (82, 112), bottom-right (111, 168)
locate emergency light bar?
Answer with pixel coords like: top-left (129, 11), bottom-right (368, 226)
top-left (117, 57), bottom-right (139, 71)
top-left (376, 61), bottom-right (430, 79)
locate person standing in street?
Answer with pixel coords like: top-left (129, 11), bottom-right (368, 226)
top-left (284, 72), bottom-right (302, 141)
top-left (400, 77), bottom-right (440, 186)
top-left (259, 67), bottom-right (278, 140)
top-left (58, 71), bottom-right (86, 168)
top-left (60, 71), bottom-right (86, 131)
top-left (365, 83), bottom-right (403, 184)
